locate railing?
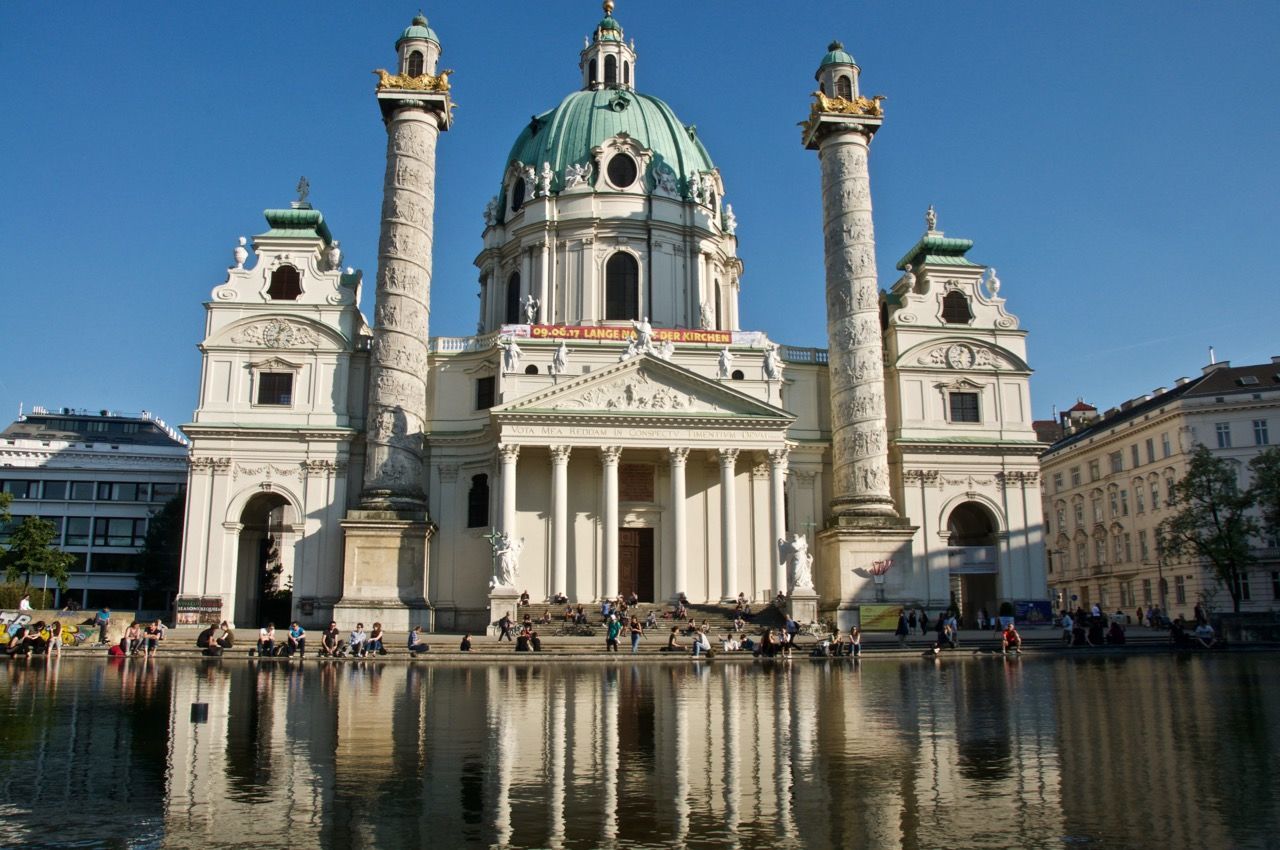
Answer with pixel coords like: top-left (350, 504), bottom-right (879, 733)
top-left (779, 345), bottom-right (829, 365)
top-left (429, 332), bottom-right (501, 354)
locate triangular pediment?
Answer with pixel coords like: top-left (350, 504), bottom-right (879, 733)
top-left (492, 355), bottom-right (794, 422)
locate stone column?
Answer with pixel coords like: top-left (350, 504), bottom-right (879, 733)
top-left (549, 445), bottom-right (571, 599)
top-left (768, 448), bottom-right (789, 595)
top-left (361, 106), bottom-right (442, 511)
top-left (601, 446), bottom-right (622, 600)
top-left (719, 448), bottom-right (739, 601)
top-left (669, 448), bottom-right (689, 601)
top-left (499, 444), bottom-right (520, 550)
top-left (811, 117), bottom-right (896, 518)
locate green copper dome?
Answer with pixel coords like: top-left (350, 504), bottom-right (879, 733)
top-left (819, 40), bottom-right (856, 67)
top-left (503, 88), bottom-right (715, 197)
top-left (596, 14), bottom-right (622, 41)
top-left (397, 13), bottom-right (439, 47)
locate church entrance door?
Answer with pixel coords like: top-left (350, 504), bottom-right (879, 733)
top-left (618, 528), bottom-right (655, 602)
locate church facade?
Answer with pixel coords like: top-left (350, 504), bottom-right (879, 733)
top-left (177, 7), bottom-right (1048, 632)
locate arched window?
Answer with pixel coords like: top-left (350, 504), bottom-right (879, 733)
top-left (941, 291), bottom-right (973, 324)
top-left (589, 58), bottom-right (598, 86)
top-left (510, 178), bottom-right (525, 213)
top-left (466, 474), bottom-right (490, 528)
top-left (835, 74), bottom-right (853, 99)
top-left (605, 55), bottom-right (617, 86)
top-left (504, 272), bottom-right (522, 325)
top-left (524, 364), bottom-right (538, 375)
top-left (623, 61), bottom-right (631, 86)
top-left (605, 252), bottom-right (639, 320)
top-left (407, 50), bottom-right (424, 77)
top-left (268, 265), bottom-right (301, 300)
top-left (730, 369), bottom-right (745, 381)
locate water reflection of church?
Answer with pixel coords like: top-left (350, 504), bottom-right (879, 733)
top-left (177, 5), bottom-right (1047, 632)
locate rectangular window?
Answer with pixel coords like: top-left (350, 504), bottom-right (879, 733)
top-left (92, 517), bottom-right (147, 547)
top-left (89, 552), bottom-right (141, 573)
top-left (1273, 571), bottom-right (1280, 600)
top-left (1216, 422), bottom-right (1231, 448)
top-left (475, 376), bottom-right (496, 411)
top-left (1151, 481), bottom-right (1160, 510)
top-left (70, 481), bottom-right (95, 501)
top-left (1098, 586), bottom-right (1109, 609)
top-left (1074, 503), bottom-right (1085, 526)
top-left (1053, 472), bottom-right (1063, 493)
top-left (1145, 438), bottom-right (1155, 465)
top-left (151, 482), bottom-right (184, 501)
top-left (1123, 532), bottom-right (1132, 562)
top-left (0, 480), bottom-right (39, 499)
top-left (1088, 460), bottom-right (1100, 482)
top-left (66, 517), bottom-right (91, 546)
top-left (1108, 492), bottom-right (1118, 518)
top-left (1109, 451), bottom-right (1124, 474)
top-left (1093, 499), bottom-right (1104, 523)
top-left (1094, 538), bottom-right (1106, 565)
top-left (86, 421), bottom-right (109, 433)
top-left (1142, 578), bottom-right (1153, 605)
top-left (1234, 572), bottom-right (1251, 602)
top-left (1139, 529), bottom-right (1150, 561)
top-left (1136, 487), bottom-right (1145, 513)
top-left (1120, 490), bottom-right (1129, 516)
top-left (1070, 467), bottom-right (1081, 487)
top-left (256, 372), bottom-right (294, 406)
top-left (1120, 581), bottom-right (1134, 608)
top-left (1162, 432), bottom-right (1172, 457)
top-left (948, 392), bottom-right (980, 423)
top-left (1113, 535), bottom-right (1124, 563)
top-left (1056, 507), bottom-right (1066, 529)
top-left (1174, 575), bottom-right (1186, 604)
top-left (42, 481), bottom-right (68, 500)
top-left (1131, 445), bottom-right (1140, 468)
top-left (1076, 542), bottom-right (1088, 571)
top-left (1254, 419), bottom-right (1270, 446)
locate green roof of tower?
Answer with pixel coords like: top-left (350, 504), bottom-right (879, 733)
top-left (397, 12), bottom-right (439, 47)
top-left (260, 207), bottom-right (333, 244)
top-left (502, 88), bottom-right (715, 200)
top-left (895, 234), bottom-right (978, 270)
top-left (819, 41), bottom-right (857, 67)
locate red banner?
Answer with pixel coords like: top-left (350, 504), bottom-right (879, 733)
top-left (525, 324), bottom-right (733, 344)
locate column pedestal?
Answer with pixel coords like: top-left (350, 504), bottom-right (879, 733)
top-left (817, 517), bottom-right (917, 630)
top-left (787, 588), bottom-right (820, 627)
top-left (336, 510), bottom-right (434, 631)
top-left (488, 586), bottom-right (519, 637)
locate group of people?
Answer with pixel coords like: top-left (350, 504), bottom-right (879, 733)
top-left (117, 620), bottom-right (166, 657)
top-left (2, 619), bottom-right (67, 657)
top-left (1059, 606), bottom-right (1128, 647)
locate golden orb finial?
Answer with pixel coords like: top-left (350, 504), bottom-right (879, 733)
top-left (604, 0), bottom-right (615, 15)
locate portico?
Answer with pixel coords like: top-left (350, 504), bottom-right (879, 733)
top-left (487, 355), bottom-right (793, 605)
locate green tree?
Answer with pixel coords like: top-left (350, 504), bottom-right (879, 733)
top-left (0, 491), bottom-right (11, 523)
top-left (1249, 446), bottom-right (1280, 543)
top-left (135, 495), bottom-right (186, 600)
top-left (1159, 445), bottom-right (1257, 613)
top-left (1, 516), bottom-right (74, 592)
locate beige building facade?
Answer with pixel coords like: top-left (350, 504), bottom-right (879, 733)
top-left (1040, 357), bottom-right (1280, 620)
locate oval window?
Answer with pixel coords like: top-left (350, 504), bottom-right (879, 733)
top-left (607, 154), bottom-right (637, 189)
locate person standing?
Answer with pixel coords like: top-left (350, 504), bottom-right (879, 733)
top-left (605, 614), bottom-right (622, 652)
top-left (629, 616), bottom-right (644, 653)
top-left (497, 613), bottom-right (514, 642)
top-left (94, 605), bottom-right (111, 646)
top-left (895, 610), bottom-right (910, 647)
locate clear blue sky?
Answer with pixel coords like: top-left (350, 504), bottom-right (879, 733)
top-left (1, 2), bottom-right (1277, 430)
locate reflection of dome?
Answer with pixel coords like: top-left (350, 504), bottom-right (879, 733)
top-left (503, 89), bottom-right (715, 194)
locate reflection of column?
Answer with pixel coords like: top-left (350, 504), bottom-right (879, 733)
top-left (550, 446), bottom-right (571, 598)
top-left (670, 448), bottom-right (689, 600)
top-left (488, 667), bottom-right (514, 847)
top-left (601, 447), bottom-right (622, 600)
top-left (776, 671), bottom-right (796, 835)
top-left (674, 679), bottom-right (691, 845)
top-left (723, 668), bottom-right (741, 838)
top-left (768, 448), bottom-right (789, 595)
top-left (549, 680), bottom-right (566, 849)
top-left (719, 449), bottom-right (739, 601)
top-left (602, 673), bottom-right (619, 841)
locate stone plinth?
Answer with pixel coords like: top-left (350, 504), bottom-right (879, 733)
top-left (336, 510), bottom-right (434, 631)
top-left (787, 589), bottom-right (820, 627)
top-left (488, 587), bottom-right (519, 637)
top-left (817, 518), bottom-right (916, 621)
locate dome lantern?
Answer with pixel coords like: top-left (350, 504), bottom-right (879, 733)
top-left (815, 40), bottom-right (860, 101)
top-left (580, 1), bottom-right (637, 91)
top-left (396, 11), bottom-right (441, 78)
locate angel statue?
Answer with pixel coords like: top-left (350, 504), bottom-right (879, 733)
top-left (498, 336), bottom-right (522, 373)
top-left (550, 340), bottom-right (569, 376)
top-left (521, 293), bottom-right (540, 325)
top-left (763, 343), bottom-right (784, 382)
top-left (489, 532), bottom-right (525, 590)
top-left (717, 346), bottom-right (733, 379)
top-left (778, 533), bottom-right (815, 593)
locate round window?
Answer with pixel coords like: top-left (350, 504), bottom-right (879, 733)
top-left (607, 154), bottom-right (637, 188)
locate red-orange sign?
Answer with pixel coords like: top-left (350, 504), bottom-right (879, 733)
top-left (527, 324), bottom-right (732, 344)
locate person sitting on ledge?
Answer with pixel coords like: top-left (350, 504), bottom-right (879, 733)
top-left (349, 623), bottom-right (368, 658)
top-left (515, 627), bottom-right (531, 652)
top-left (774, 591), bottom-right (787, 608)
top-left (662, 627), bottom-right (683, 652)
top-left (408, 625), bottom-right (429, 654)
top-left (1194, 621), bottom-right (1216, 649)
top-left (691, 627), bottom-right (712, 657)
top-left (552, 591), bottom-right (568, 604)
top-left (1170, 619), bottom-right (1193, 649)
top-left (257, 623), bottom-right (276, 657)
top-left (519, 589), bottom-right (530, 607)
top-left (1087, 618), bottom-right (1106, 647)
top-left (143, 619), bottom-right (163, 658)
top-left (367, 622), bottom-right (386, 656)
top-left (1107, 619), bottom-right (1126, 645)
top-left (196, 622), bottom-right (218, 653)
top-left (287, 622), bottom-right (306, 657)
top-left (320, 621), bottom-right (340, 656)
top-left (644, 610), bottom-right (658, 630)
top-left (756, 629), bottom-right (780, 658)
top-left (1001, 622), bottom-right (1022, 654)
top-left (460, 634), bottom-right (472, 652)
top-left (529, 628), bottom-right (543, 652)
top-left (563, 604), bottom-right (575, 622)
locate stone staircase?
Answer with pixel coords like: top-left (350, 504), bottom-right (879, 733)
top-left (516, 600), bottom-right (786, 635)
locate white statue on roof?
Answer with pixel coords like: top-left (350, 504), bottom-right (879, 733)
top-left (232, 236), bottom-right (248, 270)
top-left (986, 267), bottom-right (1001, 298)
top-left (563, 162), bottom-right (592, 189)
top-left (521, 293), bottom-right (540, 325)
top-left (763, 343), bottom-right (783, 382)
top-left (499, 336), bottom-right (522, 374)
top-left (538, 162), bottom-right (554, 196)
top-left (717, 347), bottom-right (733, 379)
top-left (327, 240), bottom-right (342, 271)
top-left (483, 196), bottom-right (498, 226)
top-left (723, 204), bottom-right (737, 235)
top-left (551, 341), bottom-right (569, 376)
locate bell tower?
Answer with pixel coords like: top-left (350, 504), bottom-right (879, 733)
top-left (338, 12), bottom-right (455, 631)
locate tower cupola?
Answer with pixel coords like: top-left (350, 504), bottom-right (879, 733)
top-left (397, 11), bottom-right (441, 78)
top-left (815, 40), bottom-right (859, 100)
top-left (580, 1), bottom-right (637, 91)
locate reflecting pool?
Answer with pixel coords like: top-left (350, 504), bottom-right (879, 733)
top-left (2, 654), bottom-right (1278, 849)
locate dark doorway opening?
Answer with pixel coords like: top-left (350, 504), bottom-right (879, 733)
top-left (618, 527), bottom-right (655, 602)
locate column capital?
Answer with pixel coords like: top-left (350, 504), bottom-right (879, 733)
top-left (767, 446), bottom-right (790, 468)
top-left (669, 447), bottom-right (690, 468)
top-left (549, 445), bottom-right (572, 464)
top-left (600, 446), bottom-right (623, 466)
top-left (498, 443), bottom-right (521, 463)
top-left (718, 447), bottom-right (740, 468)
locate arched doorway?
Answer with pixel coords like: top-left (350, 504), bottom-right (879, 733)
top-left (946, 501), bottom-right (999, 628)
top-left (236, 492), bottom-right (295, 628)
